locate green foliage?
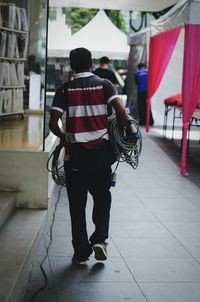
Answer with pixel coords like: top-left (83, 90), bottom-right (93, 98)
top-left (62, 8), bottom-right (127, 34)
top-left (62, 8), bottom-right (97, 34)
top-left (105, 10), bottom-right (127, 34)
top-left (49, 8), bottom-right (57, 21)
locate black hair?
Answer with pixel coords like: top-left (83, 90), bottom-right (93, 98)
top-left (138, 63), bottom-right (145, 68)
top-left (99, 56), bottom-right (110, 64)
top-left (69, 47), bottom-right (92, 72)
top-left (28, 54), bottom-right (36, 62)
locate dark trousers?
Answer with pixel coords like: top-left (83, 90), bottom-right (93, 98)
top-left (64, 140), bottom-right (112, 260)
top-left (138, 91), bottom-right (154, 126)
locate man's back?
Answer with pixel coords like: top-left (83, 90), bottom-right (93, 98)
top-left (52, 72), bottom-right (117, 147)
top-left (49, 47), bottom-right (128, 265)
top-left (134, 67), bottom-right (148, 92)
top-left (93, 68), bottom-right (118, 85)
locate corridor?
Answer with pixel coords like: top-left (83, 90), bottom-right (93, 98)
top-left (23, 128), bottom-right (200, 302)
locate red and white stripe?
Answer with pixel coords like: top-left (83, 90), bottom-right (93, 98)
top-left (67, 84), bottom-right (109, 143)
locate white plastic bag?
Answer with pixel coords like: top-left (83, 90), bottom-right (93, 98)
top-left (0, 32), bottom-right (7, 57)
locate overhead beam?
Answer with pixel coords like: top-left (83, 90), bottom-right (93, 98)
top-left (49, 0), bottom-right (179, 12)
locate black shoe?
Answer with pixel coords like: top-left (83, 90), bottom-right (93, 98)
top-left (93, 243), bottom-right (108, 261)
top-left (72, 255), bottom-right (88, 265)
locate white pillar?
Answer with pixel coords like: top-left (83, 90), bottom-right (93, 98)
top-left (29, 73), bottom-right (41, 110)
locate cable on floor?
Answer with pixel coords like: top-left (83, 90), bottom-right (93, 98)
top-left (46, 144), bottom-right (65, 186)
top-left (30, 186), bottom-right (62, 302)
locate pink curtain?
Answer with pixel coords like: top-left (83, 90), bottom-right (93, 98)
top-left (146, 27), bottom-right (181, 132)
top-left (180, 24), bottom-right (200, 175)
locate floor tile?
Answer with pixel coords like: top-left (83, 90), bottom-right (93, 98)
top-left (178, 238), bottom-right (200, 258)
top-left (124, 257), bottom-right (200, 282)
top-left (165, 222), bottom-right (200, 239)
top-left (28, 254), bottom-right (52, 282)
top-left (22, 280), bottom-right (57, 302)
top-left (46, 236), bottom-right (74, 257)
top-left (142, 197), bottom-right (200, 212)
top-left (110, 221), bottom-right (173, 238)
top-left (139, 282), bottom-right (200, 302)
top-left (151, 209), bottom-right (200, 223)
top-left (110, 207), bottom-right (158, 223)
top-left (49, 256), bottom-right (133, 289)
top-left (44, 220), bottom-right (71, 237)
top-left (112, 238), bottom-right (191, 257)
top-left (135, 187), bottom-right (185, 199)
top-left (57, 282), bottom-right (147, 302)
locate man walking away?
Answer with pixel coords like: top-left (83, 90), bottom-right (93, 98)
top-left (49, 48), bottom-right (127, 265)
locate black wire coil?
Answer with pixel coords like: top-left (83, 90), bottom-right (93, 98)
top-left (108, 114), bottom-right (142, 169)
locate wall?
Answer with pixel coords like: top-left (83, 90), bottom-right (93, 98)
top-left (0, 134), bottom-right (58, 208)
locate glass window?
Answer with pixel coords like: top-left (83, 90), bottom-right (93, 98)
top-left (0, 0), bottom-right (48, 151)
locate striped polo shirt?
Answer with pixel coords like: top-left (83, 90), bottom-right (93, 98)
top-left (51, 72), bottom-right (118, 148)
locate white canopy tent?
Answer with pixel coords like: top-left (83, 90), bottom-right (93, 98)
top-left (48, 9), bottom-right (72, 57)
top-left (48, 9), bottom-right (130, 59)
top-left (49, 0), bottom-right (179, 12)
top-left (48, 0), bottom-right (180, 59)
top-left (70, 10), bottom-right (129, 59)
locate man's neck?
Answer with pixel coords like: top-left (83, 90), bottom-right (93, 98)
top-left (100, 64), bottom-right (109, 69)
top-left (75, 69), bottom-right (91, 73)
top-left (74, 71), bottom-right (93, 79)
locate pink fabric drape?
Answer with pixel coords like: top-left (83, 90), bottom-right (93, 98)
top-left (146, 27), bottom-right (181, 132)
top-left (180, 24), bottom-right (200, 175)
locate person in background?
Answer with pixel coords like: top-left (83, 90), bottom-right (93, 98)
top-left (134, 63), bottom-right (154, 126)
top-left (49, 47), bottom-right (127, 265)
top-left (93, 56), bottom-right (118, 115)
top-left (93, 56), bottom-right (118, 86)
top-left (27, 54), bottom-right (41, 74)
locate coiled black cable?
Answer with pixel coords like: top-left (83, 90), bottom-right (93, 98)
top-left (46, 114), bottom-right (142, 186)
top-left (46, 144), bottom-right (66, 186)
top-left (108, 113), bottom-right (142, 170)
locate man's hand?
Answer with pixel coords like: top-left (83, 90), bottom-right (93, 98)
top-left (60, 131), bottom-right (67, 146)
top-left (116, 112), bottom-right (127, 131)
top-left (60, 131), bottom-right (70, 148)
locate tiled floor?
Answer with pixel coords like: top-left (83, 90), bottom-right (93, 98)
top-left (22, 129), bottom-right (200, 302)
top-left (0, 113), bottom-right (44, 150)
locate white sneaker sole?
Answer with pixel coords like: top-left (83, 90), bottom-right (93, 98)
top-left (93, 244), bottom-right (107, 261)
top-left (72, 256), bottom-right (87, 265)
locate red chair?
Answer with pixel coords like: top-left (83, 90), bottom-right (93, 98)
top-left (163, 93), bottom-right (182, 138)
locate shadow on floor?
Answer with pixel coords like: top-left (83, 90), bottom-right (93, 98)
top-left (149, 129), bottom-right (200, 187)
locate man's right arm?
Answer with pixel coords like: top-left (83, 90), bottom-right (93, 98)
top-left (110, 97), bottom-right (128, 129)
top-left (49, 110), bottom-right (63, 137)
top-left (103, 79), bottom-right (128, 128)
top-left (49, 110), bottom-right (66, 145)
top-left (49, 85), bottom-right (67, 144)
